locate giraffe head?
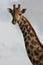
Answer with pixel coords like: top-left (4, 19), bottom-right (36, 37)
top-left (8, 4), bottom-right (26, 25)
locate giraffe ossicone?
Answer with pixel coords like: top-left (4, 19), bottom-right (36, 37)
top-left (8, 4), bottom-right (43, 65)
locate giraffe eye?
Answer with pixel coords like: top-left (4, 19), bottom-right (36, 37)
top-left (19, 13), bottom-right (22, 16)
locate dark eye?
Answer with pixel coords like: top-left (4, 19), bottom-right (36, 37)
top-left (19, 13), bottom-right (22, 16)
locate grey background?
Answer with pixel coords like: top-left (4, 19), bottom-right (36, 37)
top-left (0, 0), bottom-right (43, 65)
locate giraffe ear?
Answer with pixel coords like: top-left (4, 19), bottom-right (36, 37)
top-left (21, 9), bottom-right (26, 13)
top-left (8, 8), bottom-right (13, 15)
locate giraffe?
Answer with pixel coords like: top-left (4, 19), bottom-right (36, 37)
top-left (8, 4), bottom-right (43, 65)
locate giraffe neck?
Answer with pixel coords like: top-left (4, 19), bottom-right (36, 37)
top-left (18, 16), bottom-right (43, 65)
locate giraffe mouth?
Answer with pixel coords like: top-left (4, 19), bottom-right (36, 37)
top-left (12, 18), bottom-right (17, 25)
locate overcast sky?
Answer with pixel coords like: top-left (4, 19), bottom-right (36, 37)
top-left (0, 0), bottom-right (43, 65)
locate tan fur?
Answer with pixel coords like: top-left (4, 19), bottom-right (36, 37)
top-left (8, 4), bottom-right (43, 65)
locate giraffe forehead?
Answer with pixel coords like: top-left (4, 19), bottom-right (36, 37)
top-left (14, 9), bottom-right (21, 14)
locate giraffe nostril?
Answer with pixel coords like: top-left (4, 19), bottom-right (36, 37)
top-left (14, 19), bottom-right (16, 21)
